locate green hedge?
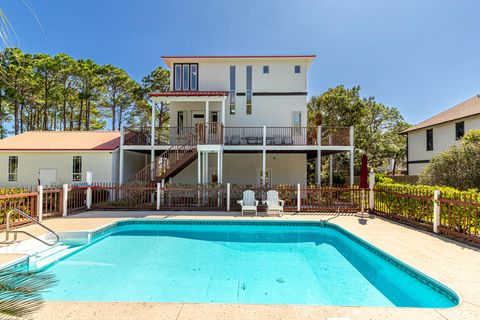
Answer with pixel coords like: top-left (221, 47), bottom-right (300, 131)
top-left (374, 180), bottom-right (480, 241)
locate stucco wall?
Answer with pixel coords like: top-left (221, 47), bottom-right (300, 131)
top-left (169, 95), bottom-right (307, 128)
top-left (0, 151), bottom-right (115, 187)
top-left (407, 114), bottom-right (480, 175)
top-left (122, 150), bottom-right (147, 182)
top-left (170, 58), bottom-right (310, 93)
top-left (173, 153), bottom-right (307, 185)
top-left (167, 58), bottom-right (310, 129)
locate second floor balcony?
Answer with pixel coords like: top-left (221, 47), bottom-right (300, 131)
top-left (123, 124), bottom-right (353, 148)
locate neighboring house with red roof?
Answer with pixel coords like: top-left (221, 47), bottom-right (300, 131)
top-left (402, 94), bottom-right (480, 175)
top-left (0, 131), bottom-right (145, 186)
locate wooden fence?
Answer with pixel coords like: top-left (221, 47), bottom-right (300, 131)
top-left (2, 180), bottom-right (479, 247)
top-left (372, 186), bottom-right (480, 245)
top-left (437, 194), bottom-right (480, 244)
top-left (0, 186), bottom-right (64, 229)
top-left (373, 184), bottom-right (434, 230)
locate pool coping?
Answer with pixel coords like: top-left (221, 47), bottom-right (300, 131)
top-left (3, 217), bottom-right (461, 309)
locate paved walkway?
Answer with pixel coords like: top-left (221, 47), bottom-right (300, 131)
top-left (1, 210), bottom-right (479, 320)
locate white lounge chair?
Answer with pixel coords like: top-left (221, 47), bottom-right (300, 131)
top-left (264, 190), bottom-right (285, 216)
top-left (237, 190), bottom-right (259, 216)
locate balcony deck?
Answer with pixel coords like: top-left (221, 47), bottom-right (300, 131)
top-left (122, 124), bottom-right (352, 150)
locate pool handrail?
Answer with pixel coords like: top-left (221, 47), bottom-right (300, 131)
top-left (5, 208), bottom-right (60, 246)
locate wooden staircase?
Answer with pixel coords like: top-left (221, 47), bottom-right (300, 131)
top-left (128, 130), bottom-right (198, 183)
top-left (126, 123), bottom-right (224, 184)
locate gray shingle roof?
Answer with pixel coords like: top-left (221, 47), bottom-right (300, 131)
top-left (403, 95), bottom-right (480, 133)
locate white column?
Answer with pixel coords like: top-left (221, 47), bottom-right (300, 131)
top-left (62, 183), bottom-right (69, 217)
top-left (217, 151), bottom-right (221, 184)
top-left (316, 125), bottom-right (322, 186)
top-left (218, 150), bottom-right (223, 183)
top-left (226, 182), bottom-right (231, 211)
top-left (205, 100), bottom-right (210, 123)
top-left (350, 149), bottom-right (354, 186)
top-left (349, 125), bottom-right (354, 146)
top-left (119, 126), bottom-right (125, 184)
top-left (37, 185), bottom-right (43, 222)
top-left (262, 126), bottom-right (267, 188)
top-left (156, 183), bottom-right (161, 210)
top-left (433, 190), bottom-right (441, 234)
top-left (86, 171), bottom-right (93, 209)
top-left (297, 183), bottom-right (301, 212)
top-left (369, 169), bottom-right (375, 210)
top-left (205, 152), bottom-right (209, 184)
top-left (329, 155), bottom-right (333, 187)
top-left (151, 103), bottom-right (156, 165)
top-left (316, 151), bottom-right (322, 186)
top-left (197, 151), bottom-right (202, 184)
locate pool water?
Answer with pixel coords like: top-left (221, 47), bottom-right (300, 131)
top-left (38, 221), bottom-right (458, 307)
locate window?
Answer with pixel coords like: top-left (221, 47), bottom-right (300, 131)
top-left (246, 65), bottom-right (252, 115)
top-left (190, 64), bottom-right (198, 90)
top-left (426, 129), bottom-right (433, 151)
top-left (174, 65), bottom-right (182, 90)
top-left (294, 65), bottom-right (301, 73)
top-left (72, 156), bottom-right (82, 181)
top-left (173, 63), bottom-right (198, 91)
top-left (263, 66), bottom-right (269, 74)
top-left (8, 156), bottom-right (18, 182)
top-left (455, 121), bottom-right (464, 140)
top-left (229, 66), bottom-right (236, 115)
top-left (182, 65), bottom-right (189, 90)
top-left (211, 111), bottom-right (218, 123)
top-left (292, 111), bottom-right (302, 134)
top-left (177, 112), bottom-right (184, 135)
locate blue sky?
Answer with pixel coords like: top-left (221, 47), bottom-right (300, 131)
top-left (3, 0), bottom-right (480, 124)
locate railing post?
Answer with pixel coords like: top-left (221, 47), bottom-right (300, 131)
top-left (37, 186), bottom-right (43, 222)
top-left (161, 179), bottom-right (165, 207)
top-left (369, 169), bottom-right (375, 211)
top-left (433, 190), bottom-right (441, 234)
top-left (86, 171), bottom-right (93, 210)
top-left (297, 183), bottom-right (301, 212)
top-left (227, 183), bottom-right (231, 211)
top-left (317, 125), bottom-right (322, 146)
top-left (62, 184), bottom-right (69, 217)
top-left (156, 182), bottom-right (161, 210)
top-left (37, 185), bottom-right (43, 223)
top-left (349, 126), bottom-right (354, 146)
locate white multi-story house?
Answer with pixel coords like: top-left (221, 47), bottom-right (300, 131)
top-left (403, 94), bottom-right (480, 175)
top-left (120, 55), bottom-right (355, 186)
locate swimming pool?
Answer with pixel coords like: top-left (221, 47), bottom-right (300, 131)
top-left (21, 220), bottom-right (459, 307)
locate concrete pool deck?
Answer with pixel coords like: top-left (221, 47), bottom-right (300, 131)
top-left (1, 210), bottom-right (479, 320)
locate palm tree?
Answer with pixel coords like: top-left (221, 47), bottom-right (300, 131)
top-left (0, 269), bottom-right (57, 319)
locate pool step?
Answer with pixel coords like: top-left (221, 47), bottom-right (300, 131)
top-left (30, 244), bottom-right (79, 270)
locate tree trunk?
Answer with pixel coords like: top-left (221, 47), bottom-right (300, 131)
top-left (86, 99), bottom-right (90, 131)
top-left (14, 102), bottom-right (19, 135)
top-left (78, 100), bottom-right (83, 130)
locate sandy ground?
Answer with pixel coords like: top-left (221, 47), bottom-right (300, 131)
top-left (1, 210), bottom-right (479, 320)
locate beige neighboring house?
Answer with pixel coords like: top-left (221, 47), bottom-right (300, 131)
top-left (0, 131), bottom-right (146, 187)
top-left (403, 94), bottom-right (480, 175)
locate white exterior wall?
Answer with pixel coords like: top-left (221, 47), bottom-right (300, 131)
top-left (407, 115), bottom-right (480, 175)
top-left (170, 59), bottom-right (309, 93)
top-left (174, 153), bottom-right (307, 185)
top-left (0, 151), bottom-right (115, 187)
top-left (168, 58), bottom-right (310, 128)
top-left (122, 150), bottom-right (147, 182)
top-left (169, 96), bottom-right (307, 128)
